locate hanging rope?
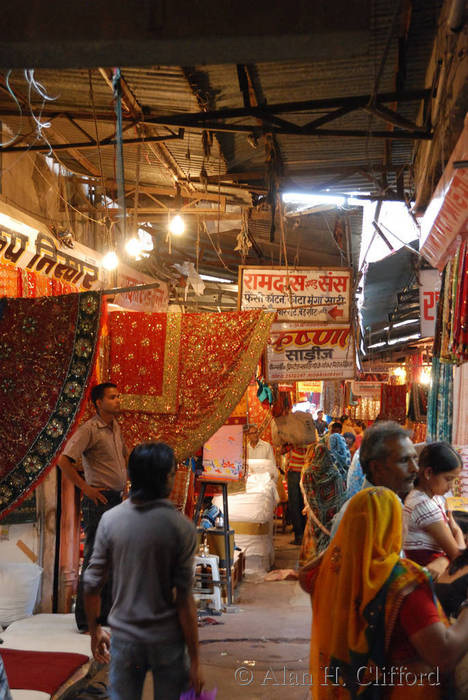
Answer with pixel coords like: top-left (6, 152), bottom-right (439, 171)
top-left (277, 194), bottom-right (293, 307)
top-left (112, 68), bottom-right (127, 245)
top-left (133, 137), bottom-right (141, 236)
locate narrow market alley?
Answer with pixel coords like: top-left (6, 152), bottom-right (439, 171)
top-left (148, 532), bottom-right (312, 700)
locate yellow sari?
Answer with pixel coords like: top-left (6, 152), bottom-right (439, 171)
top-left (308, 487), bottom-right (446, 699)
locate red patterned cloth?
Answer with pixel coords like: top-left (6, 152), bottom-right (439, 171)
top-left (453, 240), bottom-right (468, 361)
top-left (1, 648), bottom-right (89, 693)
top-left (109, 310), bottom-right (273, 460)
top-left (0, 292), bottom-right (102, 519)
top-left (380, 384), bottom-right (407, 422)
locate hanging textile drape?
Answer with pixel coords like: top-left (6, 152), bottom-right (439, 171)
top-left (379, 384), bottom-right (407, 422)
top-left (452, 363), bottom-right (468, 446)
top-left (426, 357), bottom-right (453, 442)
top-left (0, 292), bottom-right (102, 519)
top-left (452, 241), bottom-right (468, 361)
top-left (109, 310), bottom-right (274, 460)
top-left (0, 262), bottom-right (80, 298)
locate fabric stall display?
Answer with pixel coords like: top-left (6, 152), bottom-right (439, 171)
top-left (0, 292), bottom-right (103, 518)
top-left (411, 422), bottom-right (427, 443)
top-left (453, 363), bottom-right (468, 445)
top-left (213, 472), bottom-right (278, 572)
top-left (349, 398), bottom-right (380, 421)
top-left (247, 383), bottom-right (273, 443)
top-left (169, 463), bottom-right (194, 515)
top-left (0, 262), bottom-right (80, 298)
top-left (455, 446), bottom-right (468, 499)
top-left (108, 310), bottom-right (273, 460)
top-left (0, 263), bottom-right (21, 296)
top-left (407, 383), bottom-right (428, 423)
top-left (426, 357), bottom-right (454, 443)
top-left (322, 380), bottom-right (344, 417)
top-left (379, 384), bottom-right (407, 422)
top-left (448, 240), bottom-right (468, 362)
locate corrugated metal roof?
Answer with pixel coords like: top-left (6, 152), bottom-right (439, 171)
top-left (0, 0), bottom-right (443, 292)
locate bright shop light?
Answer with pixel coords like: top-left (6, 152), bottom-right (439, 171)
top-left (101, 251), bottom-right (119, 270)
top-left (169, 214), bottom-right (185, 236)
top-left (125, 237), bottom-right (143, 258)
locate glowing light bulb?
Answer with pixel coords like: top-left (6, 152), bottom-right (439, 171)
top-left (102, 251), bottom-right (119, 270)
top-left (420, 368), bottom-right (431, 385)
top-left (125, 237), bottom-right (142, 258)
top-left (169, 214), bottom-right (185, 236)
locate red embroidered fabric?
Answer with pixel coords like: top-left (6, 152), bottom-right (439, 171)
top-left (0, 292), bottom-right (102, 518)
top-left (109, 310), bottom-right (274, 460)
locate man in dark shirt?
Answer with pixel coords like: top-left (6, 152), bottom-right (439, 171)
top-left (84, 442), bottom-right (202, 700)
top-left (315, 410), bottom-right (328, 437)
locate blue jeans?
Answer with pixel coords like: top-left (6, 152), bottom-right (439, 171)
top-left (109, 635), bottom-right (189, 700)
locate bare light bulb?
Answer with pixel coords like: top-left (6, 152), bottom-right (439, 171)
top-left (169, 214), bottom-right (185, 236)
top-left (125, 237), bottom-right (142, 258)
top-left (102, 251), bottom-right (119, 270)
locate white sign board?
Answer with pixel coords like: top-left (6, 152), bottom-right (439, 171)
top-left (419, 269), bottom-right (441, 338)
top-left (239, 266), bottom-right (351, 323)
top-left (266, 323), bottom-right (355, 381)
top-left (351, 381), bottom-right (382, 400)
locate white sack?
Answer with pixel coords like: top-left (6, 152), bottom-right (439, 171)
top-left (0, 563), bottom-right (42, 627)
top-left (272, 411), bottom-right (317, 446)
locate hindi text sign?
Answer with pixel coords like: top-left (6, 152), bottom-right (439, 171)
top-left (239, 266), bottom-right (351, 323)
top-left (419, 269), bottom-right (441, 338)
top-left (266, 324), bottom-right (355, 381)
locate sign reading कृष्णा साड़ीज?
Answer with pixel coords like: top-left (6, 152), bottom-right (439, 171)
top-left (266, 323), bottom-right (355, 382)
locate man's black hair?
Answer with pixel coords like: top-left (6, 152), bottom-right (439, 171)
top-left (128, 442), bottom-right (175, 500)
top-left (91, 382), bottom-right (117, 408)
top-left (360, 421), bottom-right (411, 478)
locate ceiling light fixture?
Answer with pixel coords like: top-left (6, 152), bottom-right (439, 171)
top-left (125, 237), bottom-right (143, 258)
top-left (101, 251), bottom-right (119, 270)
top-left (169, 214), bottom-right (185, 236)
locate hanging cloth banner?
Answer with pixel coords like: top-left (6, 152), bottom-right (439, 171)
top-left (380, 383), bottom-right (407, 423)
top-left (0, 292), bottom-right (103, 519)
top-left (110, 310), bottom-right (274, 460)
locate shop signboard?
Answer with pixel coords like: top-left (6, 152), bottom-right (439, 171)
top-left (114, 265), bottom-right (168, 312)
top-left (266, 323), bottom-right (355, 382)
top-left (202, 424), bottom-right (245, 481)
top-left (238, 266), bottom-right (351, 323)
top-left (297, 381), bottom-right (322, 394)
top-left (0, 212), bottom-right (168, 311)
top-left (419, 269), bottom-right (441, 338)
top-left (0, 221), bottom-right (100, 290)
top-left (419, 117), bottom-right (468, 270)
top-left (351, 381), bottom-right (382, 400)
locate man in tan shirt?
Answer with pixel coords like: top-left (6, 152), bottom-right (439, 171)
top-left (58, 382), bottom-right (128, 631)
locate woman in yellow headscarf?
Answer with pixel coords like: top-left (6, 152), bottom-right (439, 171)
top-left (300, 487), bottom-right (468, 699)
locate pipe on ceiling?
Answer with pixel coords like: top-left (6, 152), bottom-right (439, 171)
top-left (447, 0), bottom-right (466, 32)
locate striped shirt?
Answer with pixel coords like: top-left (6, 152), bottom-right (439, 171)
top-left (288, 447), bottom-right (308, 472)
top-left (403, 490), bottom-right (447, 553)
